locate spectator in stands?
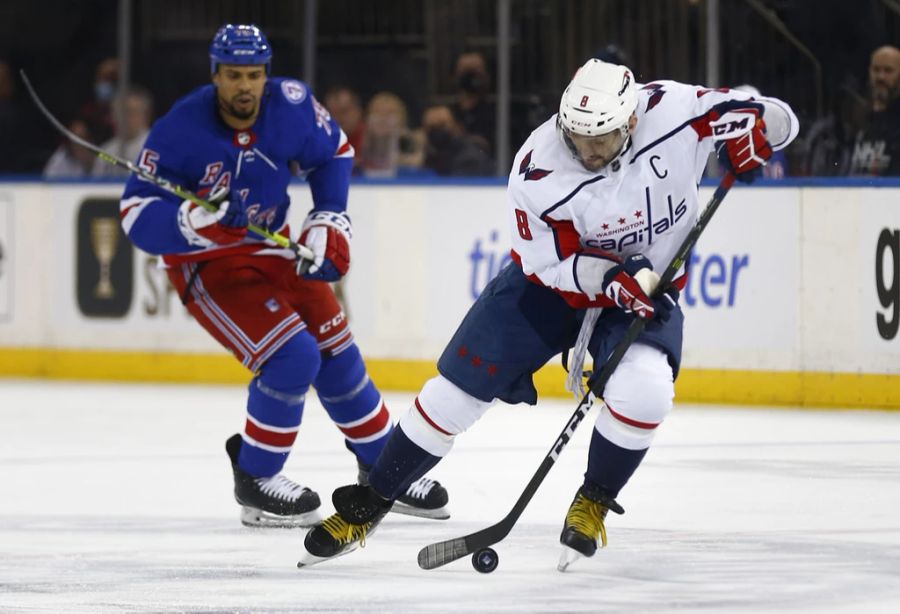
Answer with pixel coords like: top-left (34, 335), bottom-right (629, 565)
top-left (324, 86), bottom-right (366, 173)
top-left (93, 86), bottom-right (153, 177)
top-left (43, 119), bottom-right (95, 178)
top-left (421, 104), bottom-right (494, 176)
top-left (847, 45), bottom-right (900, 176)
top-left (359, 91), bottom-right (423, 177)
top-left (80, 57), bottom-right (119, 145)
top-left (451, 50), bottom-right (495, 156)
top-left (800, 76), bottom-right (871, 176)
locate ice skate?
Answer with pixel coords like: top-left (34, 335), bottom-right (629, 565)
top-left (557, 485), bottom-right (624, 572)
top-left (357, 460), bottom-right (450, 520)
top-left (298, 483), bottom-right (392, 568)
top-left (226, 434), bottom-right (323, 528)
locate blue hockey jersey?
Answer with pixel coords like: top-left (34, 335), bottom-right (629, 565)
top-left (120, 77), bottom-right (353, 264)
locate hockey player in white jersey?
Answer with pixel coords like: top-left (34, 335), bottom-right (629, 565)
top-left (299, 58), bottom-right (799, 569)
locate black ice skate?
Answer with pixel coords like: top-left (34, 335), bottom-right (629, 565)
top-left (298, 483), bottom-right (391, 568)
top-left (225, 434), bottom-right (322, 528)
top-left (557, 484), bottom-right (625, 572)
top-left (357, 460), bottom-right (450, 520)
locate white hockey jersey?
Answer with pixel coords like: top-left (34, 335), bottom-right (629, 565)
top-left (507, 80), bottom-right (799, 308)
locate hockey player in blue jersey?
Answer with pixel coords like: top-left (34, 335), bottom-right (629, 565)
top-left (119, 24), bottom-right (448, 527)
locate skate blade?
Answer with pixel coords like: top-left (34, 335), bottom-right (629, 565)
top-left (240, 506), bottom-right (324, 528)
top-left (557, 545), bottom-right (584, 572)
top-left (297, 541), bottom-right (362, 569)
top-left (389, 501), bottom-right (450, 520)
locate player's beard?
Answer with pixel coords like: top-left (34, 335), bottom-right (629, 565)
top-left (221, 94), bottom-right (258, 121)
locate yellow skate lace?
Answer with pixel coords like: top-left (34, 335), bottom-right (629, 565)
top-left (567, 494), bottom-right (609, 548)
top-left (321, 513), bottom-right (371, 548)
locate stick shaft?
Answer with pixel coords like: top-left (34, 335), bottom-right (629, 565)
top-left (20, 70), bottom-right (314, 262)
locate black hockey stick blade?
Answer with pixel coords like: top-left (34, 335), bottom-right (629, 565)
top-left (417, 173), bottom-right (736, 570)
top-left (418, 393), bottom-right (595, 569)
top-left (20, 70), bottom-right (315, 267)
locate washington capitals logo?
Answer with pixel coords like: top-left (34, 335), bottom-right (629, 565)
top-left (642, 83), bottom-right (667, 112)
top-left (518, 150), bottom-right (552, 181)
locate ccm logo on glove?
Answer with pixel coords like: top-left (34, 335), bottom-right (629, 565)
top-left (712, 110), bottom-right (773, 183)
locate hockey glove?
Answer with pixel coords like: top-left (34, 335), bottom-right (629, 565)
top-left (651, 284), bottom-right (680, 323)
top-left (713, 108), bottom-right (773, 184)
top-left (601, 254), bottom-right (660, 320)
top-left (574, 251), bottom-right (660, 320)
top-left (298, 210), bottom-right (351, 281)
top-left (177, 188), bottom-right (248, 247)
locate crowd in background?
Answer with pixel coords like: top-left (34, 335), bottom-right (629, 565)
top-left (0, 42), bottom-right (898, 180)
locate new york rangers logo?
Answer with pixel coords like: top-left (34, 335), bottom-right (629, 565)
top-left (281, 79), bottom-right (307, 104)
top-left (518, 150), bottom-right (552, 181)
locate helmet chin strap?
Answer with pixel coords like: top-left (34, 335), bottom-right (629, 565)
top-left (558, 119), bottom-right (631, 171)
top-left (604, 131), bottom-right (631, 170)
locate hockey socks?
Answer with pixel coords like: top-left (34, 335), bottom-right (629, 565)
top-left (583, 427), bottom-right (648, 498)
top-left (315, 344), bottom-right (392, 466)
top-left (367, 426), bottom-right (442, 501)
top-left (239, 333), bottom-right (320, 477)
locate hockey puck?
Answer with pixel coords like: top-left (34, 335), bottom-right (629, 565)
top-left (472, 547), bottom-right (499, 573)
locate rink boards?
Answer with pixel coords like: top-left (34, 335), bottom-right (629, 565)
top-left (0, 180), bottom-right (898, 408)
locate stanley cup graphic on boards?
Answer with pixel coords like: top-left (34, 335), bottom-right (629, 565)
top-left (90, 217), bottom-right (120, 299)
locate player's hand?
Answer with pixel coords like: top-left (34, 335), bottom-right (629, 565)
top-left (713, 109), bottom-right (773, 184)
top-left (651, 284), bottom-right (680, 323)
top-left (298, 210), bottom-right (351, 281)
top-left (178, 189), bottom-right (248, 246)
top-left (601, 254), bottom-right (660, 320)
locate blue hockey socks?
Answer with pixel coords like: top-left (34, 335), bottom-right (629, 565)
top-left (315, 343), bottom-right (392, 466)
top-left (583, 428), bottom-right (648, 498)
top-left (239, 332), bottom-right (320, 477)
top-left (367, 426), bottom-right (441, 501)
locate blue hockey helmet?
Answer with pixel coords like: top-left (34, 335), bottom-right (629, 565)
top-left (209, 24), bottom-right (272, 74)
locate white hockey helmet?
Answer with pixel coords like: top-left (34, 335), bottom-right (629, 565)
top-left (558, 59), bottom-right (637, 137)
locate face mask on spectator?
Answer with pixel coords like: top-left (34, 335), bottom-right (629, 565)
top-left (457, 70), bottom-right (488, 94)
top-left (426, 127), bottom-right (454, 149)
top-left (95, 80), bottom-right (116, 103)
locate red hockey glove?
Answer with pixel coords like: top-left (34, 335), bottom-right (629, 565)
top-left (601, 254), bottom-right (660, 319)
top-left (713, 109), bottom-right (773, 184)
top-left (299, 210), bottom-right (351, 281)
top-left (574, 251), bottom-right (661, 320)
top-left (177, 189), bottom-right (248, 246)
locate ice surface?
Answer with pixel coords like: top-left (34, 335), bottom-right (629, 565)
top-left (1, 379), bottom-right (899, 613)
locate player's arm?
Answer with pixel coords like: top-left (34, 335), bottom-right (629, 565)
top-left (687, 83), bottom-right (799, 182)
top-left (291, 85), bottom-right (355, 280)
top-left (120, 126), bottom-right (247, 254)
top-left (509, 184), bottom-right (668, 320)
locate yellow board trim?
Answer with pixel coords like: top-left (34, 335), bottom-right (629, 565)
top-left (0, 347), bottom-right (897, 409)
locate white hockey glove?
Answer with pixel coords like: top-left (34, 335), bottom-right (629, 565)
top-left (177, 188), bottom-right (248, 247)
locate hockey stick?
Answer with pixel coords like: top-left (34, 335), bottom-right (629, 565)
top-left (417, 172), bottom-right (736, 570)
top-left (20, 70), bottom-right (315, 271)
